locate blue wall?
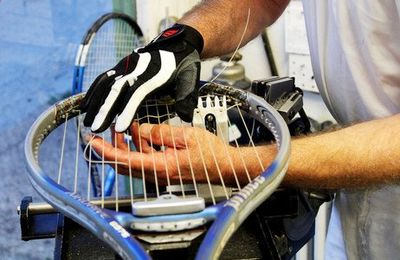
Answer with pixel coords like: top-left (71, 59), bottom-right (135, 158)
top-left (0, 1), bottom-right (117, 258)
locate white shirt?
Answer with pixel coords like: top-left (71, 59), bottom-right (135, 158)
top-left (302, 0), bottom-right (400, 259)
top-left (303, 0), bottom-right (400, 124)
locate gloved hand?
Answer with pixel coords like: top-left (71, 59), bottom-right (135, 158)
top-left (80, 24), bottom-right (203, 133)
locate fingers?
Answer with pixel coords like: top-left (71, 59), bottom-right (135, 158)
top-left (131, 122), bottom-right (155, 153)
top-left (86, 124), bottom-right (230, 185)
top-left (138, 123), bottom-right (188, 149)
top-left (110, 124), bottom-right (128, 150)
top-left (88, 134), bottom-right (170, 176)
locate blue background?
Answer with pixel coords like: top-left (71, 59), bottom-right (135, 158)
top-left (0, 1), bottom-right (118, 258)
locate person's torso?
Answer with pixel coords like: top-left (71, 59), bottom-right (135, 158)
top-left (302, 0), bottom-right (400, 124)
top-left (301, 1), bottom-right (400, 259)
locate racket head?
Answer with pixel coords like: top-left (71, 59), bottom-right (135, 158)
top-left (25, 83), bottom-right (290, 259)
top-left (72, 12), bottom-right (144, 94)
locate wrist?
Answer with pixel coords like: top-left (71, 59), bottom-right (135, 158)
top-left (176, 24), bottom-right (204, 53)
top-left (145, 24), bottom-right (204, 54)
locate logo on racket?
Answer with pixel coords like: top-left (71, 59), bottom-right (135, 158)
top-left (109, 221), bottom-right (131, 238)
top-left (225, 175), bottom-right (266, 211)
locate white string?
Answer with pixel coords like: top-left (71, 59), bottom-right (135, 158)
top-left (153, 102), bottom-right (172, 195)
top-left (114, 127), bottom-right (119, 212)
top-left (83, 19), bottom-right (138, 91)
top-left (191, 124), bottom-right (216, 205)
top-left (215, 110), bottom-right (241, 190)
top-left (210, 8), bottom-right (251, 83)
top-left (179, 118), bottom-right (199, 197)
top-left (164, 103), bottom-right (185, 197)
top-left (249, 118), bottom-right (256, 146)
top-left (196, 103), bottom-right (229, 200)
top-left (227, 106), bottom-right (252, 183)
top-left (136, 116), bottom-right (147, 202)
top-left (73, 113), bottom-right (81, 193)
top-left (236, 107), bottom-right (264, 171)
top-left (87, 135), bottom-right (94, 200)
top-left (101, 132), bottom-right (105, 208)
top-left (126, 135), bottom-right (134, 207)
top-left (145, 101), bottom-right (161, 197)
top-left (57, 115), bottom-right (68, 184)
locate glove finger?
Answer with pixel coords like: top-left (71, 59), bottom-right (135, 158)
top-left (86, 52), bottom-right (150, 132)
top-left (174, 61), bottom-right (201, 122)
top-left (115, 50), bottom-right (177, 132)
top-left (175, 91), bottom-right (198, 122)
top-left (82, 72), bottom-right (117, 127)
top-left (90, 77), bottom-right (131, 133)
top-left (113, 52), bottom-right (140, 75)
top-left (82, 51), bottom-right (141, 113)
top-left (80, 71), bottom-right (115, 112)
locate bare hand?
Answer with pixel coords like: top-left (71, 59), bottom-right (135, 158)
top-left (87, 123), bottom-right (259, 186)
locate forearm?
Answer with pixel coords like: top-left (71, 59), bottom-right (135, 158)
top-left (178, 0), bottom-right (289, 58)
top-left (242, 114), bottom-right (400, 189)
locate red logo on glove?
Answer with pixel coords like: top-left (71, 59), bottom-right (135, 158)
top-left (162, 28), bottom-right (179, 38)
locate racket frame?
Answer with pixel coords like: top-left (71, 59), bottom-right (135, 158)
top-left (25, 82), bottom-right (290, 259)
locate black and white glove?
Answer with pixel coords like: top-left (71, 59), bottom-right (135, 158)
top-left (80, 24), bottom-right (203, 133)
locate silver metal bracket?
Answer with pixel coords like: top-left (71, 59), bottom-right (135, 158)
top-left (131, 194), bottom-right (205, 217)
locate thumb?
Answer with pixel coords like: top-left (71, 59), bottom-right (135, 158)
top-left (174, 60), bottom-right (201, 122)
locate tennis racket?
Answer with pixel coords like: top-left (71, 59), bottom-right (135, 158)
top-left (25, 81), bottom-right (290, 259)
top-left (72, 12), bottom-right (144, 197)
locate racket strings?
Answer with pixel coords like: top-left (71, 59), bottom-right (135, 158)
top-left (227, 116), bottom-right (252, 184)
top-left (236, 107), bottom-right (265, 171)
top-left (194, 107), bottom-right (229, 200)
top-left (215, 115), bottom-right (241, 190)
top-left (73, 111), bottom-right (82, 193)
top-left (101, 132), bottom-right (106, 208)
top-left (162, 102), bottom-right (186, 198)
top-left (136, 114), bottom-right (148, 202)
top-left (145, 101), bottom-right (162, 197)
top-left (83, 21), bottom-right (140, 91)
top-left (87, 135), bottom-right (95, 201)
top-left (191, 122), bottom-right (217, 204)
top-left (52, 93), bottom-right (274, 230)
top-left (126, 136), bottom-right (135, 207)
top-left (78, 97), bottom-right (264, 205)
top-left (179, 117), bottom-right (199, 197)
top-left (114, 127), bottom-right (119, 212)
top-left (57, 115), bottom-right (69, 184)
